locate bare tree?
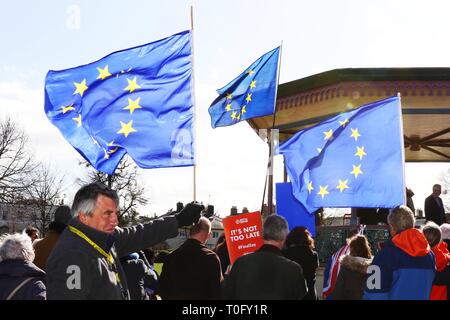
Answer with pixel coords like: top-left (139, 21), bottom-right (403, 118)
top-left (80, 156), bottom-right (148, 226)
top-left (23, 164), bottom-right (65, 235)
top-left (0, 118), bottom-right (37, 202)
top-left (440, 167), bottom-right (450, 212)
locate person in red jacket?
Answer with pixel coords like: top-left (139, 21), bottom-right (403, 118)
top-left (422, 221), bottom-right (450, 300)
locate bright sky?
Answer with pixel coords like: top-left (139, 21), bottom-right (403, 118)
top-left (0, 0), bottom-right (449, 217)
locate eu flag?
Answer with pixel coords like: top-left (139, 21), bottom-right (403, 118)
top-left (208, 47), bottom-right (280, 128)
top-left (278, 96), bottom-right (405, 213)
top-left (44, 31), bottom-right (194, 175)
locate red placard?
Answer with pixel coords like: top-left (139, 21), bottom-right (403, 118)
top-left (222, 211), bottom-right (264, 265)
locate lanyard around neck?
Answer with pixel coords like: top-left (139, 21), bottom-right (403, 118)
top-left (68, 225), bottom-right (127, 298)
top-left (69, 225), bottom-right (114, 264)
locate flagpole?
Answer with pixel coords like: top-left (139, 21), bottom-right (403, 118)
top-left (397, 92), bottom-right (407, 206)
top-left (190, 5), bottom-right (197, 201)
top-left (266, 42), bottom-right (283, 216)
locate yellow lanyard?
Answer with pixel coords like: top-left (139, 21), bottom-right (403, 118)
top-left (69, 225), bottom-right (126, 297)
top-left (69, 226), bottom-right (114, 264)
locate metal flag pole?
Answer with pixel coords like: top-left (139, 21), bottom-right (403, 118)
top-left (190, 5), bottom-right (197, 201)
top-left (265, 41), bottom-right (283, 216)
top-left (397, 92), bottom-right (407, 205)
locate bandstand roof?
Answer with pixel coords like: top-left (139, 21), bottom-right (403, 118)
top-left (248, 68), bottom-right (450, 162)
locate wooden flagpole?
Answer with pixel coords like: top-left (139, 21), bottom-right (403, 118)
top-left (191, 6), bottom-right (197, 201)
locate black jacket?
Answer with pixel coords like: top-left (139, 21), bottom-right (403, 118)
top-left (158, 238), bottom-right (223, 299)
top-left (425, 195), bottom-right (446, 225)
top-left (46, 216), bottom-right (178, 300)
top-left (283, 245), bottom-right (319, 300)
top-left (0, 260), bottom-right (46, 300)
top-left (121, 258), bottom-right (148, 300)
top-left (222, 244), bottom-right (307, 300)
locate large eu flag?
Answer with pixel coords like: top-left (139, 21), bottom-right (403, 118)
top-left (44, 31), bottom-right (194, 175)
top-left (278, 96), bottom-right (405, 213)
top-left (208, 47), bottom-right (280, 128)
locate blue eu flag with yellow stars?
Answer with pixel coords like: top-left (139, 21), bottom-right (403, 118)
top-left (44, 31), bottom-right (194, 175)
top-left (278, 96), bottom-right (405, 213)
top-left (208, 47), bottom-right (280, 128)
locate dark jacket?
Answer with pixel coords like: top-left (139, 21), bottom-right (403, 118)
top-left (46, 216), bottom-right (178, 300)
top-left (425, 195), bottom-right (446, 226)
top-left (158, 238), bottom-right (223, 299)
top-left (0, 260), bottom-right (46, 300)
top-left (121, 258), bottom-right (148, 300)
top-left (283, 245), bottom-right (319, 300)
top-left (215, 242), bottom-right (230, 276)
top-left (222, 244), bottom-right (307, 300)
top-left (333, 255), bottom-right (372, 300)
top-left (33, 230), bottom-right (61, 271)
top-left (434, 263), bottom-right (450, 300)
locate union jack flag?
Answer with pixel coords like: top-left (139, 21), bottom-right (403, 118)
top-left (322, 225), bottom-right (365, 299)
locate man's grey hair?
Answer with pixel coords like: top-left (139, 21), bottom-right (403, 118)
top-left (422, 221), bottom-right (442, 248)
top-left (263, 214), bottom-right (289, 242)
top-left (440, 223), bottom-right (450, 240)
top-left (0, 232), bottom-right (35, 262)
top-left (71, 182), bottom-right (119, 217)
top-left (388, 205), bottom-right (415, 234)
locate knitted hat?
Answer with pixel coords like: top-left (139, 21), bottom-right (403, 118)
top-left (54, 205), bottom-right (72, 225)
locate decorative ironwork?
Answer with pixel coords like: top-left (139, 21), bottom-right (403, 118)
top-left (315, 226), bottom-right (390, 265)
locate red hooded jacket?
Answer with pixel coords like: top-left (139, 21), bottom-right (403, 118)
top-left (430, 241), bottom-right (450, 300)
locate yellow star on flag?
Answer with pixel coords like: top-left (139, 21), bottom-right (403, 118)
top-left (97, 65), bottom-right (112, 80)
top-left (92, 137), bottom-right (100, 147)
top-left (72, 114), bottom-right (82, 127)
top-left (231, 111), bottom-right (237, 120)
top-left (324, 129), bottom-right (333, 140)
top-left (103, 148), bottom-right (110, 160)
top-left (123, 97), bottom-right (142, 115)
top-left (241, 105), bottom-right (246, 114)
top-left (336, 179), bottom-right (349, 192)
top-left (318, 185), bottom-right (329, 199)
top-left (350, 128), bottom-right (361, 141)
top-left (226, 93), bottom-right (233, 100)
top-left (117, 120), bottom-right (137, 138)
top-left (249, 80), bottom-right (257, 89)
top-left (350, 164), bottom-right (363, 179)
top-left (61, 105), bottom-right (75, 114)
top-left (124, 77), bottom-right (141, 93)
top-left (237, 113), bottom-right (241, 121)
top-left (307, 181), bottom-right (314, 194)
top-left (246, 93), bottom-right (252, 103)
top-left (108, 147), bottom-right (119, 154)
top-left (225, 103), bottom-right (231, 112)
top-left (355, 146), bottom-right (367, 160)
top-left (73, 79), bottom-right (88, 97)
top-left (339, 118), bottom-right (349, 127)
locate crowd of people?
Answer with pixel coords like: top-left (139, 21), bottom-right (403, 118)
top-left (0, 182), bottom-right (448, 300)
